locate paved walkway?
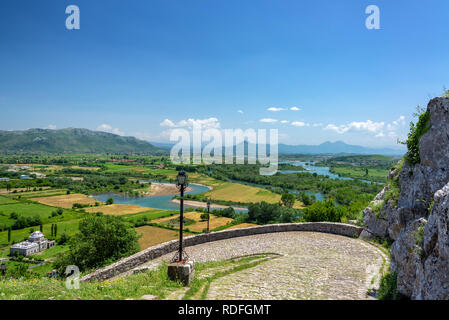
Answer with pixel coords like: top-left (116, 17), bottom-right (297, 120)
top-left (132, 231), bottom-right (386, 300)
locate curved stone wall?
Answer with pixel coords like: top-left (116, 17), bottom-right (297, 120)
top-left (80, 222), bottom-right (363, 282)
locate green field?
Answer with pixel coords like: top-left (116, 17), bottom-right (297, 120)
top-left (0, 196), bottom-right (18, 205)
top-left (204, 181), bottom-right (281, 204)
top-left (101, 163), bottom-right (177, 176)
top-left (2, 189), bottom-right (68, 199)
top-left (0, 201), bottom-right (84, 228)
top-left (0, 219), bottom-right (82, 248)
top-left (330, 166), bottom-right (388, 183)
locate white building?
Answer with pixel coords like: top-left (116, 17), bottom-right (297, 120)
top-left (10, 231), bottom-right (55, 256)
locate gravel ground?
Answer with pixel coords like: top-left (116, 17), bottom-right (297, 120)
top-left (130, 231), bottom-right (386, 300)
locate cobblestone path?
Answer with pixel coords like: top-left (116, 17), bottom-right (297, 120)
top-left (133, 232), bottom-right (386, 300)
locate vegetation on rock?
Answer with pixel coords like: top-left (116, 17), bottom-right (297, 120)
top-left (400, 107), bottom-right (431, 165)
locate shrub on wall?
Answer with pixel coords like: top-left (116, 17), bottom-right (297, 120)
top-left (400, 106), bottom-right (431, 165)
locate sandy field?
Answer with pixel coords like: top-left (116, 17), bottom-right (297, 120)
top-left (30, 193), bottom-right (100, 208)
top-left (83, 204), bottom-right (151, 216)
top-left (152, 210), bottom-right (233, 232)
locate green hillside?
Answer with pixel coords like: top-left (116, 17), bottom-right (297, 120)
top-left (0, 128), bottom-right (167, 155)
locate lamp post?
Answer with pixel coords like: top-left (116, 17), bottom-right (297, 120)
top-left (168, 170), bottom-right (194, 286)
top-left (176, 170), bottom-right (187, 262)
top-left (206, 199), bottom-right (211, 233)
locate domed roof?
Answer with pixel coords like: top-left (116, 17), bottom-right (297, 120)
top-left (29, 231), bottom-right (44, 239)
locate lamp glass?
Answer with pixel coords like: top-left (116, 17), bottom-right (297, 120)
top-left (177, 171), bottom-right (187, 185)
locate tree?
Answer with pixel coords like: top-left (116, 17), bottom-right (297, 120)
top-left (39, 224), bottom-right (43, 232)
top-left (54, 224), bottom-right (57, 237)
top-left (301, 199), bottom-right (344, 223)
top-left (54, 215), bottom-right (140, 272)
top-left (7, 228), bottom-right (11, 243)
top-left (281, 193), bottom-right (295, 208)
top-left (106, 198), bottom-right (114, 205)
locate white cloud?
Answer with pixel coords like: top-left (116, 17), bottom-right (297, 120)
top-left (267, 107), bottom-right (287, 112)
top-left (280, 120), bottom-right (289, 124)
top-left (97, 124), bottom-right (112, 131)
top-left (290, 107), bottom-right (301, 111)
top-left (160, 119), bottom-right (175, 127)
top-left (97, 124), bottom-right (124, 136)
top-left (237, 110), bottom-right (244, 114)
top-left (45, 125), bottom-right (57, 130)
top-left (324, 120), bottom-right (385, 134)
top-left (312, 123), bottom-right (323, 127)
top-left (291, 121), bottom-right (309, 127)
top-left (392, 115), bottom-right (406, 126)
top-left (160, 117), bottom-right (220, 129)
top-left (260, 118), bottom-right (278, 123)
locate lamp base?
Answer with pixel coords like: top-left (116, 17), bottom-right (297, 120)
top-left (167, 260), bottom-right (194, 286)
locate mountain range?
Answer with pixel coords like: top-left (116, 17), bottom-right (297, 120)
top-left (152, 140), bottom-right (405, 156)
top-left (0, 128), bottom-right (405, 156)
top-left (0, 128), bottom-right (166, 154)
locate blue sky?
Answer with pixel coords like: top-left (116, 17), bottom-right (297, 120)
top-left (0, 0), bottom-right (448, 148)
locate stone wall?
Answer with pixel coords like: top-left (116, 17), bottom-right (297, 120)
top-left (80, 222), bottom-right (363, 282)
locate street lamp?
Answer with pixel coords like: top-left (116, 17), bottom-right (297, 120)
top-left (176, 170), bottom-right (188, 262)
top-left (206, 199), bottom-right (211, 233)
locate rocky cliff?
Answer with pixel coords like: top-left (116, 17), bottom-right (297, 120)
top-left (361, 97), bottom-right (449, 299)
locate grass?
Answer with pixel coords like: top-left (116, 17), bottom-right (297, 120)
top-left (0, 196), bottom-right (18, 205)
top-left (183, 211), bottom-right (233, 232)
top-left (101, 163), bottom-right (178, 176)
top-left (30, 194), bottom-right (100, 209)
top-left (3, 189), bottom-right (68, 199)
top-left (135, 225), bottom-right (182, 250)
top-left (30, 244), bottom-right (69, 260)
top-left (330, 166), bottom-right (388, 183)
top-left (151, 211), bottom-right (233, 233)
top-left (0, 219), bottom-right (83, 256)
top-left (0, 254), bottom-right (275, 300)
top-left (204, 182), bottom-right (281, 204)
top-left (123, 210), bottom-right (176, 221)
top-left (0, 201), bottom-right (83, 228)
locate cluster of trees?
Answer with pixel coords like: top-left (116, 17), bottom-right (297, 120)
top-left (6, 212), bottom-right (42, 230)
top-left (54, 214), bottom-right (140, 272)
top-left (246, 202), bottom-right (300, 224)
top-left (300, 199), bottom-right (345, 222)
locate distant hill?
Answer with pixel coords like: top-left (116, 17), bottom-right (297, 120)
top-left (152, 140), bottom-right (404, 156)
top-left (0, 128), bottom-right (167, 154)
top-left (277, 141), bottom-right (405, 156)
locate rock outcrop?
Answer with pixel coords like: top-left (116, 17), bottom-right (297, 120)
top-left (361, 97), bottom-right (449, 299)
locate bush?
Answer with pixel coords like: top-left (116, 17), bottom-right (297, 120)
top-left (57, 232), bottom-right (70, 245)
top-left (281, 193), bottom-right (295, 208)
top-left (54, 215), bottom-right (140, 273)
top-left (401, 107), bottom-right (431, 165)
top-left (377, 272), bottom-right (400, 300)
top-left (105, 198), bottom-right (114, 205)
top-left (301, 199), bottom-right (344, 222)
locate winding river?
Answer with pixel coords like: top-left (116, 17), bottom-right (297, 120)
top-left (93, 183), bottom-right (248, 213)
